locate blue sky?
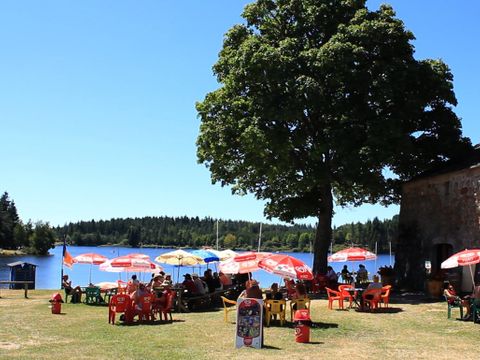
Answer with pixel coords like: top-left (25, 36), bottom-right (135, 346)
top-left (1, 1), bottom-right (478, 228)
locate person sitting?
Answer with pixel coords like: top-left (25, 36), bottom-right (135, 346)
top-left (219, 271), bottom-right (232, 288)
top-left (192, 273), bottom-right (207, 295)
top-left (291, 282), bottom-right (308, 310)
top-left (131, 283), bottom-right (150, 315)
top-left (153, 280), bottom-right (171, 308)
top-left (293, 281), bottom-right (307, 300)
top-left (444, 281), bottom-right (472, 320)
top-left (284, 277), bottom-right (296, 298)
top-left (182, 273), bottom-right (198, 296)
top-left (361, 275), bottom-right (382, 309)
top-left (471, 282), bottom-right (480, 321)
top-left (212, 272), bottom-right (223, 291)
top-left (341, 265), bottom-right (353, 283)
top-left (203, 269), bottom-right (216, 293)
top-left (245, 279), bottom-right (263, 299)
top-left (265, 282), bottom-right (284, 301)
top-left (362, 275), bottom-right (381, 298)
top-left (233, 272), bottom-right (250, 287)
top-left (356, 264), bottom-right (369, 284)
top-left (150, 274), bottom-right (164, 294)
top-left (127, 274), bottom-right (140, 294)
top-left (62, 275), bottom-right (82, 303)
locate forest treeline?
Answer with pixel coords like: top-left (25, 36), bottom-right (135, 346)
top-left (0, 192), bottom-right (56, 255)
top-left (1, 191), bottom-right (398, 254)
top-left (56, 215), bottom-right (399, 254)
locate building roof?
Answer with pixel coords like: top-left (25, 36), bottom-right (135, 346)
top-left (7, 261), bottom-right (38, 267)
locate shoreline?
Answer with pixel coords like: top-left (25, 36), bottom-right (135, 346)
top-left (0, 249), bottom-right (27, 256)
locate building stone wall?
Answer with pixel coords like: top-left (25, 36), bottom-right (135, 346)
top-left (396, 164), bottom-right (480, 290)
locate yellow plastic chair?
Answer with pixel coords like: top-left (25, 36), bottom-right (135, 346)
top-left (220, 296), bottom-right (237, 323)
top-left (290, 297), bottom-right (311, 322)
top-left (265, 299), bottom-right (286, 326)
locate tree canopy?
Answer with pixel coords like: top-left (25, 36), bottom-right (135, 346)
top-left (196, 0), bottom-right (472, 273)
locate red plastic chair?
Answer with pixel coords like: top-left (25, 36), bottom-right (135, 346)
top-left (326, 287), bottom-right (344, 309)
top-left (135, 294), bottom-right (153, 322)
top-left (338, 284), bottom-right (357, 308)
top-left (108, 294), bottom-right (131, 325)
top-left (380, 285), bottom-right (392, 307)
top-left (362, 288), bottom-right (382, 311)
top-left (150, 292), bottom-right (164, 320)
top-left (157, 291), bottom-right (176, 322)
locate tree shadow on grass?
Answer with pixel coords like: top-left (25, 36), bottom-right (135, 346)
top-left (120, 319), bottom-right (186, 326)
top-left (356, 307), bottom-right (404, 314)
top-left (262, 345), bottom-right (281, 350)
top-left (268, 321), bottom-right (338, 329)
top-left (310, 321), bottom-right (338, 329)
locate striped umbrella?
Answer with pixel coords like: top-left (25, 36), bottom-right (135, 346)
top-left (73, 253), bottom-right (108, 284)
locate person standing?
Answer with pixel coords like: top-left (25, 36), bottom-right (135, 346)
top-left (341, 265), bottom-right (352, 283)
top-left (356, 264), bottom-right (368, 284)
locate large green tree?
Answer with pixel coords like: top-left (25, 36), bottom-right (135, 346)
top-left (30, 222), bottom-right (56, 255)
top-left (196, 0), bottom-right (472, 274)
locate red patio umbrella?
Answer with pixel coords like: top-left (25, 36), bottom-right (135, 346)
top-left (219, 251), bottom-right (271, 275)
top-left (73, 253), bottom-right (108, 265)
top-left (109, 255), bottom-right (157, 269)
top-left (124, 253), bottom-right (150, 260)
top-left (328, 247), bottom-right (377, 262)
top-left (73, 253), bottom-right (108, 284)
top-left (441, 248), bottom-right (480, 287)
top-left (101, 257), bottom-right (163, 277)
top-left (258, 254), bottom-right (313, 280)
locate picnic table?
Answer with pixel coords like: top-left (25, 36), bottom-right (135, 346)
top-left (0, 281), bottom-right (34, 298)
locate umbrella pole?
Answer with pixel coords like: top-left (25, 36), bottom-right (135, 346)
top-left (469, 265), bottom-right (475, 291)
top-left (89, 264), bottom-right (92, 285)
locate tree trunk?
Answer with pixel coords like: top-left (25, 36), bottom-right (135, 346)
top-left (312, 184), bottom-right (333, 275)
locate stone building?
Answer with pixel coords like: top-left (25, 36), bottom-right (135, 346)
top-left (395, 146), bottom-right (480, 291)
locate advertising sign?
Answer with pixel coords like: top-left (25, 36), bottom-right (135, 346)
top-left (235, 298), bottom-right (263, 349)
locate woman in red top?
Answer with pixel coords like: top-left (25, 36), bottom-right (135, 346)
top-left (444, 281), bottom-right (471, 319)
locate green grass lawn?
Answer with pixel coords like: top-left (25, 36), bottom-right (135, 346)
top-left (0, 290), bottom-right (478, 360)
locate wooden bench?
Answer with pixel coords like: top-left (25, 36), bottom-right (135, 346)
top-left (0, 281), bottom-right (34, 298)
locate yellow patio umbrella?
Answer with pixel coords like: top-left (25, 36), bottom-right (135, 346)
top-left (154, 249), bottom-right (205, 282)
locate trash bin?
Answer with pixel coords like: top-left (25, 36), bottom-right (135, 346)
top-left (50, 292), bottom-right (64, 314)
top-left (293, 309), bottom-right (311, 343)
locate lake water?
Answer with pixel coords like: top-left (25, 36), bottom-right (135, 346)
top-left (0, 245), bottom-right (394, 289)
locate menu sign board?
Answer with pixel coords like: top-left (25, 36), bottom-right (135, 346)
top-left (235, 298), bottom-right (263, 349)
